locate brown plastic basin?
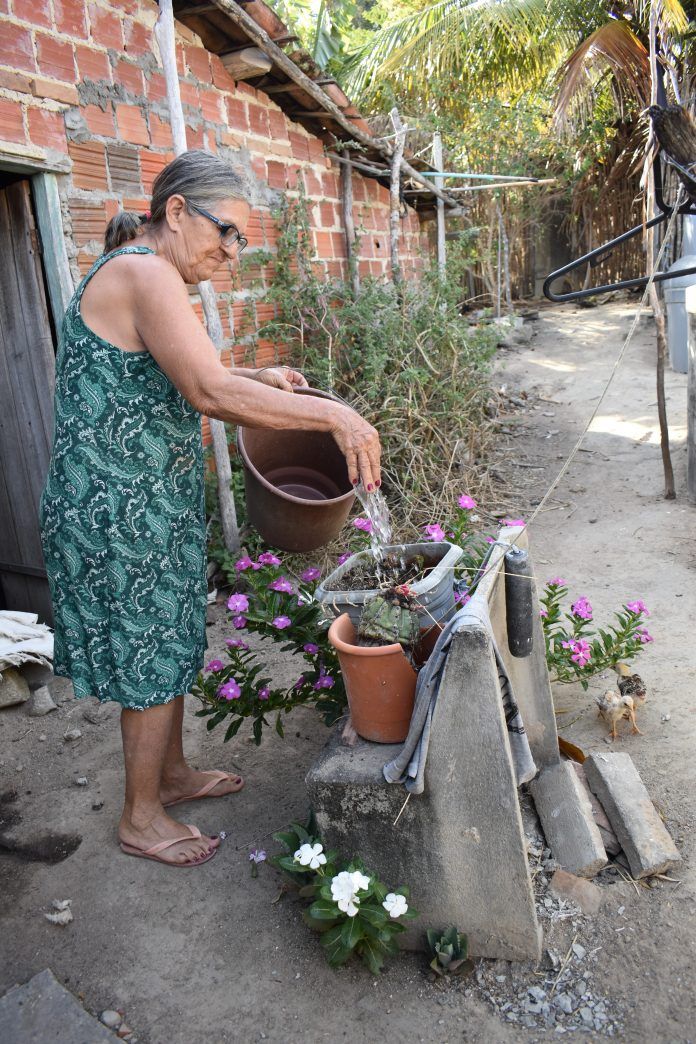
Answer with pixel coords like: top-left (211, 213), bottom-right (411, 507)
top-left (237, 387), bottom-right (355, 552)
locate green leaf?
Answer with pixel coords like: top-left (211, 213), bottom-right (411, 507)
top-left (358, 905), bottom-right (389, 928)
top-left (340, 915), bottom-right (364, 951)
top-left (322, 930), bottom-right (352, 966)
top-left (273, 829), bottom-right (300, 851)
top-left (275, 714), bottom-right (285, 738)
top-left (357, 935), bottom-right (386, 975)
top-left (223, 717), bottom-right (243, 743)
top-left (309, 899), bottom-right (341, 920)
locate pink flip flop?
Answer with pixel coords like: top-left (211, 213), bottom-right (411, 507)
top-left (163, 769), bottom-right (244, 808)
top-left (119, 824), bottom-right (217, 867)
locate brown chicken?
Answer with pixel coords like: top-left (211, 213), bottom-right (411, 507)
top-left (648, 105), bottom-right (696, 203)
top-left (615, 662), bottom-right (648, 711)
top-left (595, 688), bottom-right (640, 741)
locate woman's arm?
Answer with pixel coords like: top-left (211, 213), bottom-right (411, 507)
top-left (130, 255), bottom-right (380, 488)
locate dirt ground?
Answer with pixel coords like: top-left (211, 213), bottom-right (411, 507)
top-left (1, 299), bottom-right (695, 1043)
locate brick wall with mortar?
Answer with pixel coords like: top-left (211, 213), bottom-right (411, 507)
top-left (0, 0), bottom-right (426, 445)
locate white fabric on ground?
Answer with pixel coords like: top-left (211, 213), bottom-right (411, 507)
top-left (0, 611), bottom-right (54, 673)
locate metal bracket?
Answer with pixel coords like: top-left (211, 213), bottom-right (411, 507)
top-left (543, 156), bottom-right (696, 303)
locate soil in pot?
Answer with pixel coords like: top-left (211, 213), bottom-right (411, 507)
top-left (327, 551), bottom-right (433, 592)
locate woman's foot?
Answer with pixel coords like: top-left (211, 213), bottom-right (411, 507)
top-left (118, 808), bottom-right (219, 865)
top-left (159, 765), bottom-right (244, 807)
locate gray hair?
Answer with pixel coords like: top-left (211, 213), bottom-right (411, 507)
top-left (104, 149), bottom-right (248, 253)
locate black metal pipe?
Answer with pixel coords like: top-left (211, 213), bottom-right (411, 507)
top-left (505, 547), bottom-right (534, 658)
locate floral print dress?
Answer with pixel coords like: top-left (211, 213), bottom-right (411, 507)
top-left (39, 246), bottom-right (207, 710)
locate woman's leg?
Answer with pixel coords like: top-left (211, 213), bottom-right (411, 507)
top-left (159, 695), bottom-right (243, 805)
top-left (119, 699), bottom-right (219, 864)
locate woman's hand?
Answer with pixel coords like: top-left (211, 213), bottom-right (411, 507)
top-left (329, 405), bottom-right (381, 491)
top-left (254, 366), bottom-right (309, 392)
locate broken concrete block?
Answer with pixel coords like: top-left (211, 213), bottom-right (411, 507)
top-left (0, 968), bottom-right (115, 1043)
top-left (571, 762), bottom-right (621, 856)
top-left (530, 761), bottom-right (608, 878)
top-left (549, 869), bottom-right (604, 915)
top-left (25, 685), bottom-right (58, 717)
top-left (584, 752), bottom-right (681, 879)
top-left (0, 668), bottom-right (30, 708)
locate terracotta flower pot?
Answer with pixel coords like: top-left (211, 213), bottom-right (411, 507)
top-left (328, 613), bottom-right (417, 744)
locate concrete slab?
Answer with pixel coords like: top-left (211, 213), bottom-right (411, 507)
top-left (0, 968), bottom-right (115, 1044)
top-left (307, 624), bottom-right (542, 962)
top-left (570, 761), bottom-right (621, 857)
top-left (530, 761), bottom-right (607, 878)
top-left (584, 752), bottom-right (682, 879)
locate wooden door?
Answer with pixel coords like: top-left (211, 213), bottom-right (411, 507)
top-left (0, 178), bottom-right (56, 624)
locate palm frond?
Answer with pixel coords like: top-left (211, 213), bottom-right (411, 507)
top-left (342, 0), bottom-right (605, 102)
top-left (553, 19), bottom-right (651, 129)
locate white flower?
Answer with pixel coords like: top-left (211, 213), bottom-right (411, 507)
top-left (331, 871), bottom-right (361, 917)
top-left (351, 870), bottom-right (371, 892)
top-left (293, 842), bottom-right (327, 870)
top-left (382, 893), bottom-right (408, 919)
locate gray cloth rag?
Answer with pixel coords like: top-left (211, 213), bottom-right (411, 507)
top-left (382, 598), bottom-right (537, 794)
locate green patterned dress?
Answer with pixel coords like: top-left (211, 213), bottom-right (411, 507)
top-left (39, 246), bottom-right (207, 711)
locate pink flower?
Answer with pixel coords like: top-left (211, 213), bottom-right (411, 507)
top-left (539, 607), bottom-right (548, 618)
top-left (501, 518), bottom-right (525, 527)
top-left (337, 551), bottom-right (353, 565)
top-left (423, 523), bottom-right (446, 542)
top-left (626, 600), bottom-right (650, 617)
top-left (294, 675), bottom-right (306, 689)
top-left (485, 536), bottom-right (496, 544)
top-left (313, 674), bottom-right (335, 690)
top-left (571, 596), bottom-right (593, 621)
top-left (562, 638), bottom-right (592, 667)
top-left (227, 593), bottom-right (249, 613)
top-left (269, 576), bottom-right (294, 594)
top-left (303, 642), bottom-right (319, 655)
top-left (272, 615), bottom-right (292, 629)
top-left (638, 627), bottom-right (654, 644)
top-left (352, 517), bottom-right (373, 534)
top-left (204, 659), bottom-right (224, 672)
top-left (232, 615), bottom-right (247, 629)
top-left (257, 552), bottom-right (281, 566)
top-left (458, 494), bottom-right (477, 510)
top-left (218, 678), bottom-right (241, 700)
top-left (548, 577), bottom-right (568, 588)
top-left (454, 591), bottom-right (470, 606)
top-left (225, 637), bottom-right (249, 650)
top-left (258, 687), bottom-right (271, 700)
top-left (301, 567), bottom-right (321, 583)
top-left (235, 556), bottom-right (259, 572)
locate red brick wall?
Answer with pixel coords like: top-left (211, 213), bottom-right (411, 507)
top-left (0, 0), bottom-right (426, 444)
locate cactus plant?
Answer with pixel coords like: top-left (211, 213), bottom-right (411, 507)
top-left (356, 584), bottom-right (422, 651)
top-left (426, 926), bottom-right (470, 976)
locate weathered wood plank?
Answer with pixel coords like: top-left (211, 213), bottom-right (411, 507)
top-left (32, 172), bottom-right (74, 328)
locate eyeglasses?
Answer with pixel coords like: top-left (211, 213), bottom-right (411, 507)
top-left (186, 201), bottom-right (248, 253)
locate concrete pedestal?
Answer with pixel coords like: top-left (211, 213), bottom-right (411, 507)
top-left (307, 529), bottom-right (554, 962)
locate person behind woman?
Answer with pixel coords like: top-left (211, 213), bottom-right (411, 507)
top-left (39, 149), bottom-right (381, 868)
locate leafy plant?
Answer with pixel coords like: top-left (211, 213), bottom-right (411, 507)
top-left (272, 821), bottom-right (417, 973)
top-left (426, 926), bottom-right (470, 976)
top-left (540, 582), bottom-right (653, 689)
top-left (257, 189), bottom-right (497, 533)
top-left (192, 552), bottom-right (346, 743)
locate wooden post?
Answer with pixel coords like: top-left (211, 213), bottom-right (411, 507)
top-left (155, 0), bottom-right (241, 551)
top-left (389, 108), bottom-right (407, 285)
top-left (341, 150), bottom-right (359, 297)
top-left (433, 132), bottom-right (446, 275)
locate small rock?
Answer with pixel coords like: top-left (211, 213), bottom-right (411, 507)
top-left (45, 899), bottom-right (73, 926)
top-left (117, 1024), bottom-right (132, 1039)
top-left (572, 942), bottom-right (587, 961)
top-left (661, 713), bottom-right (671, 723)
top-left (549, 870), bottom-right (604, 916)
top-left (0, 668), bottom-right (31, 707)
top-left (75, 777), bottom-right (88, 786)
top-left (38, 734), bottom-right (46, 742)
top-left (63, 728), bottom-right (82, 742)
top-left (554, 993), bottom-right (574, 1015)
top-left (99, 1011), bottom-right (123, 1029)
top-left (82, 703), bottom-right (107, 724)
top-left (546, 949), bottom-right (561, 970)
top-left (579, 1006), bottom-right (594, 1025)
top-left (528, 986), bottom-right (546, 1003)
top-left (26, 685), bottom-right (57, 716)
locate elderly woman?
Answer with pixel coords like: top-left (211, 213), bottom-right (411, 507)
top-left (39, 150), bottom-right (380, 868)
